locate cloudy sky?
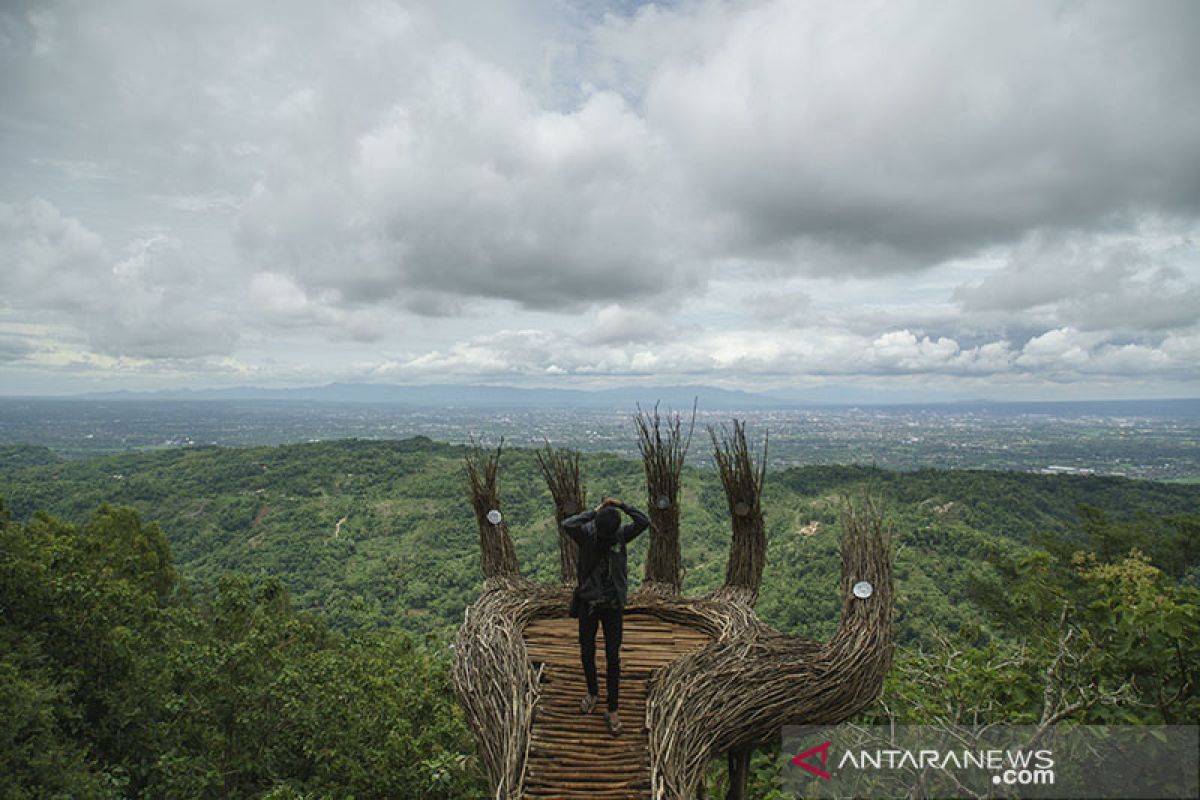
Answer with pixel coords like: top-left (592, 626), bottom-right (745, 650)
top-left (2, 0), bottom-right (1198, 400)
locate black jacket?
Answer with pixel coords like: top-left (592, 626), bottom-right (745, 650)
top-left (561, 503), bottom-right (649, 611)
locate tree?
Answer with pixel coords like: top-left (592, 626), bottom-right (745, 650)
top-left (0, 503), bottom-right (484, 799)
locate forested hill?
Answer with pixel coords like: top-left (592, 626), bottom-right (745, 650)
top-left (3, 437), bottom-right (1198, 797)
top-left (2, 438), bottom-right (1197, 646)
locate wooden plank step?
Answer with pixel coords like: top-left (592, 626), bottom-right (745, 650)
top-left (519, 615), bottom-right (714, 800)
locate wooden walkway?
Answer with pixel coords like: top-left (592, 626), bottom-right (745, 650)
top-left (522, 613), bottom-right (712, 799)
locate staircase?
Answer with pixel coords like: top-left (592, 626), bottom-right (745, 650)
top-left (522, 613), bottom-right (713, 799)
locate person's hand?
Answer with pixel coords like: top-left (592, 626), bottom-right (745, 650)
top-left (594, 496), bottom-right (621, 512)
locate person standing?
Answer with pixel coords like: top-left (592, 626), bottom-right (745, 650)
top-left (561, 495), bottom-right (649, 736)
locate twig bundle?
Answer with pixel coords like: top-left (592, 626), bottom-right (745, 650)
top-left (708, 419), bottom-right (769, 603)
top-left (464, 437), bottom-right (519, 580)
top-left (534, 442), bottom-right (586, 585)
top-left (634, 399), bottom-right (697, 593)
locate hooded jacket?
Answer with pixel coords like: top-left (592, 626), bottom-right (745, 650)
top-left (561, 502), bottom-right (649, 611)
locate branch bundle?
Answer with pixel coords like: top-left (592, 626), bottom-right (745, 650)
top-left (634, 399), bottom-right (697, 593)
top-left (534, 442), bottom-right (587, 585)
top-left (464, 437), bottom-right (520, 580)
top-left (708, 419), bottom-right (768, 604)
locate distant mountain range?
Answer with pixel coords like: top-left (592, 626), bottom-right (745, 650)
top-left (55, 382), bottom-right (1200, 415)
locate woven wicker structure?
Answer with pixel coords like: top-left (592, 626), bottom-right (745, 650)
top-left (635, 400), bottom-right (696, 595)
top-left (451, 414), bottom-right (895, 799)
top-left (534, 441), bottom-right (586, 586)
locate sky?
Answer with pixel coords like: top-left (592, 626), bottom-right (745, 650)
top-left (1, 0), bottom-right (1198, 401)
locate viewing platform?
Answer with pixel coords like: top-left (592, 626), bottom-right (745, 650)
top-left (522, 612), bottom-right (713, 799)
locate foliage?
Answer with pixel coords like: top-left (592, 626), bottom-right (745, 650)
top-left (3, 438), bottom-right (1196, 648)
top-left (1, 438), bottom-right (1197, 797)
top-left (717, 491), bottom-right (1200, 796)
top-left (0, 503), bottom-right (484, 799)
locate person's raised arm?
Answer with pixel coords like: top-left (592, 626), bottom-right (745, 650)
top-left (616, 501), bottom-right (649, 544)
top-left (560, 508), bottom-right (596, 546)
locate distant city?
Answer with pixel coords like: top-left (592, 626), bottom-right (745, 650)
top-left (2, 393), bottom-right (1197, 480)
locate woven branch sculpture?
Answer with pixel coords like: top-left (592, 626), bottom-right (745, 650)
top-left (451, 412), bottom-right (895, 799)
top-left (534, 440), bottom-right (585, 586)
top-left (636, 399), bottom-right (696, 595)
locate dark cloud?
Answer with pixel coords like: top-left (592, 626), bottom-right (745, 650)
top-left (231, 69), bottom-right (699, 311)
top-left (635, 1), bottom-right (1200, 271)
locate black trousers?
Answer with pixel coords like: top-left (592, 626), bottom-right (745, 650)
top-left (578, 602), bottom-right (623, 712)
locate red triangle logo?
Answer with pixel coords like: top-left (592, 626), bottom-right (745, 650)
top-left (790, 740), bottom-right (832, 780)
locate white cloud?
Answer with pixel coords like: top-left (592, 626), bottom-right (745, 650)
top-left (1016, 328), bottom-right (1100, 370)
top-left (360, 321), bottom-right (1194, 386)
top-left (579, 303), bottom-right (683, 346)
top-left (0, 199), bottom-right (238, 358)
top-left (955, 223), bottom-right (1200, 333)
top-left (1, 1), bottom-right (1198, 395)
top-left (248, 271), bottom-right (392, 341)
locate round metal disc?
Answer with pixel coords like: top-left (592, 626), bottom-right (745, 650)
top-left (656, 495), bottom-right (671, 509)
top-left (486, 509), bottom-right (502, 525)
top-left (852, 580), bottom-right (874, 599)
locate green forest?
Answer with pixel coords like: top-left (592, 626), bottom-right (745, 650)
top-left (2, 437), bottom-right (1198, 798)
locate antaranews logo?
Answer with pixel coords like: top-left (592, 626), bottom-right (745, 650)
top-left (790, 741), bottom-right (832, 780)
top-left (788, 739), bottom-right (1055, 786)
top-left (783, 724), bottom-right (1199, 799)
